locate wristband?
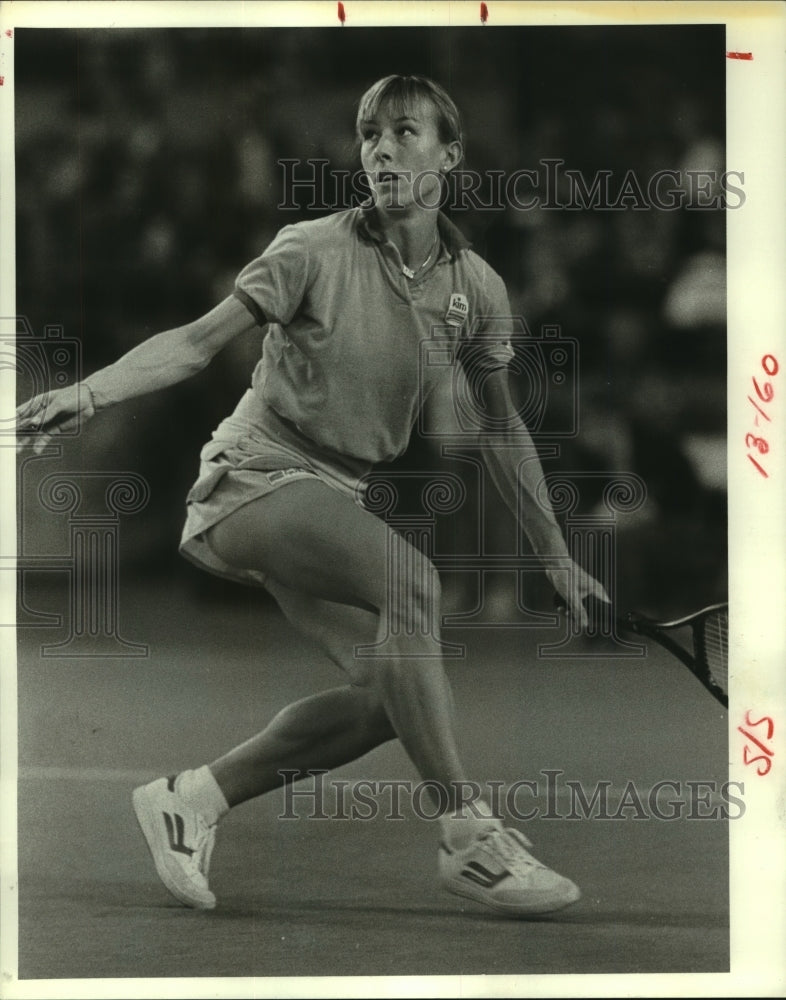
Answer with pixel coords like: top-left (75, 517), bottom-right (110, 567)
top-left (80, 381), bottom-right (98, 414)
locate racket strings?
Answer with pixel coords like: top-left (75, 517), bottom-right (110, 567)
top-left (700, 608), bottom-right (728, 695)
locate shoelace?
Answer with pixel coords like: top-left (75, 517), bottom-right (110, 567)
top-left (478, 828), bottom-right (547, 876)
top-left (192, 820), bottom-right (217, 879)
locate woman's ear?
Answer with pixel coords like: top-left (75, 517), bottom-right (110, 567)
top-left (441, 140), bottom-right (463, 174)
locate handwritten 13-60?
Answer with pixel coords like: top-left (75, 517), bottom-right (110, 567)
top-left (746, 354), bottom-right (778, 478)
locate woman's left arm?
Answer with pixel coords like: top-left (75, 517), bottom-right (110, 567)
top-left (472, 366), bottom-right (609, 627)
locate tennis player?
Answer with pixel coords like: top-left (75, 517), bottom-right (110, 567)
top-left (17, 76), bottom-right (608, 917)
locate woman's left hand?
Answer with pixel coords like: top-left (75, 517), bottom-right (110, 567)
top-left (547, 561), bottom-right (610, 629)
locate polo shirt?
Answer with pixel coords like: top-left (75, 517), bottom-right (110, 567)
top-left (230, 206), bottom-right (514, 466)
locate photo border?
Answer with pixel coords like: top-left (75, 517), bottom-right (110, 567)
top-left (1, 2), bottom-right (784, 997)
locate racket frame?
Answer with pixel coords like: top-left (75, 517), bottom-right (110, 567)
top-left (553, 595), bottom-right (729, 708)
top-left (618, 602), bottom-right (728, 708)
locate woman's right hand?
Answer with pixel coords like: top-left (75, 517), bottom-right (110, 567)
top-left (16, 382), bottom-right (96, 455)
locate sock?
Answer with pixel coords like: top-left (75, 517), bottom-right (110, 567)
top-left (175, 766), bottom-right (230, 827)
top-left (439, 800), bottom-right (502, 852)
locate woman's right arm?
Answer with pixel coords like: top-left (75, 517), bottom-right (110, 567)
top-left (17, 294), bottom-right (258, 454)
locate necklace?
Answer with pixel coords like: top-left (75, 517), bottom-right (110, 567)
top-left (400, 233), bottom-right (439, 280)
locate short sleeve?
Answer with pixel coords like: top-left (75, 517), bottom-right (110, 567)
top-left (467, 267), bottom-right (516, 368)
top-left (234, 224), bottom-right (310, 327)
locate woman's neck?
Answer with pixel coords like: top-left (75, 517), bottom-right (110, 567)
top-left (373, 206), bottom-right (441, 273)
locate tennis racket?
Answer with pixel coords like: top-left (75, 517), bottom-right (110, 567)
top-left (556, 594), bottom-right (729, 708)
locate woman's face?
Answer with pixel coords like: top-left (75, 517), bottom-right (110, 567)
top-left (359, 98), bottom-right (461, 212)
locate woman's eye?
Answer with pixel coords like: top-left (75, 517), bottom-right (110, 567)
top-left (362, 129), bottom-right (378, 141)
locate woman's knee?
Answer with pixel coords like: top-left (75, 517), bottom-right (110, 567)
top-left (355, 689), bottom-right (397, 744)
top-left (348, 646), bottom-right (447, 713)
top-left (384, 556), bottom-right (442, 638)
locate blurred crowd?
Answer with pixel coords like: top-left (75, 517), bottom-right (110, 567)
top-left (16, 26), bottom-right (727, 615)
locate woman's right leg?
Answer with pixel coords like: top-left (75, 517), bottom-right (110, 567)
top-left (206, 478), bottom-right (469, 810)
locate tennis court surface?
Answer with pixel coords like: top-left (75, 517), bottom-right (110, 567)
top-left (15, 582), bottom-right (729, 981)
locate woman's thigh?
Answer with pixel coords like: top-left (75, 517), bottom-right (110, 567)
top-left (206, 478), bottom-right (431, 616)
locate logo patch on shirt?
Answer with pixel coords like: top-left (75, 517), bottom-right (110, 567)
top-left (445, 293), bottom-right (469, 327)
top-left (267, 468), bottom-right (309, 485)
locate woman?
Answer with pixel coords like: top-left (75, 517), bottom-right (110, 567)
top-left (17, 76), bottom-right (607, 917)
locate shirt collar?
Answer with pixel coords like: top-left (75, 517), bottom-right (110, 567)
top-left (357, 203), bottom-right (471, 257)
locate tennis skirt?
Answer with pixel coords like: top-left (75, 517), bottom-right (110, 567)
top-left (179, 403), bottom-right (370, 589)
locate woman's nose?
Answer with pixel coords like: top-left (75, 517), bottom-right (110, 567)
top-left (374, 131), bottom-right (394, 161)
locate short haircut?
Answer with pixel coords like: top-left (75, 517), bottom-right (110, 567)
top-left (356, 75), bottom-right (464, 153)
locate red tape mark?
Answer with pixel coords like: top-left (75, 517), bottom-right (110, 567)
top-left (338, 1), bottom-right (346, 25)
top-left (480, 2), bottom-right (489, 24)
top-left (726, 51), bottom-right (753, 60)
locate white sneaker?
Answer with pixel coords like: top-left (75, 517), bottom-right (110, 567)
top-left (132, 775), bottom-right (217, 909)
top-left (439, 827), bottom-right (580, 916)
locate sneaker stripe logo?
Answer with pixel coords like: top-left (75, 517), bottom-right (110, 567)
top-left (163, 812), bottom-right (195, 857)
top-left (461, 861), bottom-right (510, 889)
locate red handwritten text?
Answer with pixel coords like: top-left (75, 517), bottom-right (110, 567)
top-left (746, 354), bottom-right (778, 478)
top-left (739, 710), bottom-right (774, 776)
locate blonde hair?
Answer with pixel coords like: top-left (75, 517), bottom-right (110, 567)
top-left (356, 75), bottom-right (464, 155)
